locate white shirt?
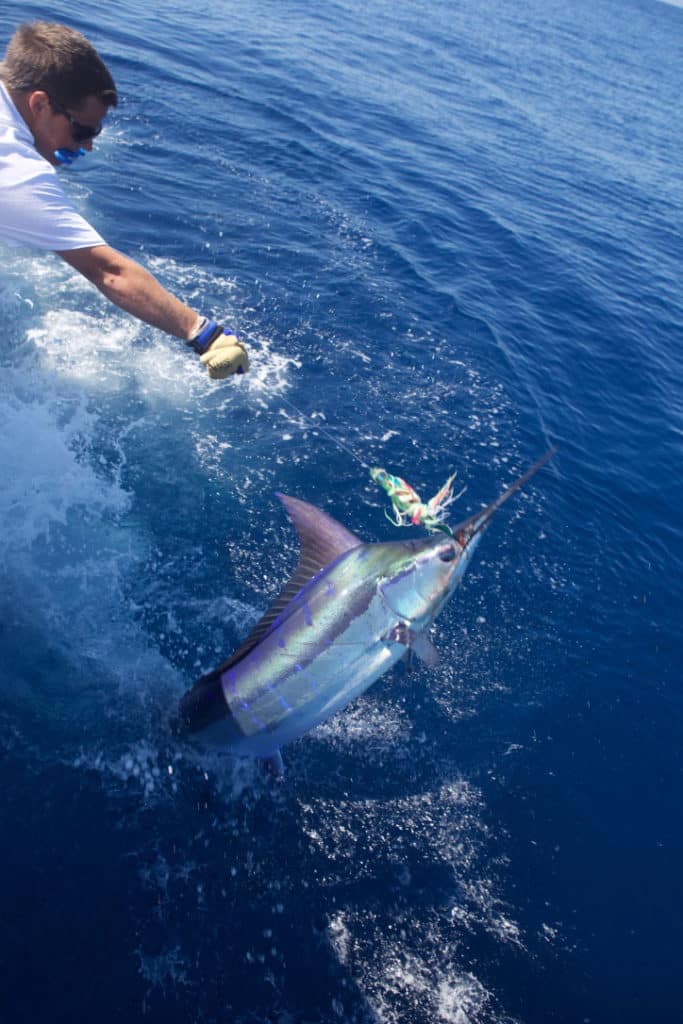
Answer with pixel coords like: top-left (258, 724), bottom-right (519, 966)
top-left (0, 82), bottom-right (105, 250)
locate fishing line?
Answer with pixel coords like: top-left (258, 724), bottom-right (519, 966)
top-left (274, 391), bottom-right (371, 471)
top-left (270, 389), bottom-right (466, 535)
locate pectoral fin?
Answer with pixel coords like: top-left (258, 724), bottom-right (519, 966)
top-left (383, 624), bottom-right (440, 668)
top-left (410, 631), bottom-right (440, 667)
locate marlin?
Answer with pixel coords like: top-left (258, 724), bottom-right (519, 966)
top-left (179, 450), bottom-right (555, 777)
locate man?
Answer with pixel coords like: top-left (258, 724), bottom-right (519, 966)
top-left (0, 21), bottom-right (248, 379)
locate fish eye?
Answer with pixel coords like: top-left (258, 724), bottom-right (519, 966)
top-left (439, 545), bottom-right (456, 563)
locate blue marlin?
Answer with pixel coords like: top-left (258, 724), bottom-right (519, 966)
top-left (179, 450), bottom-right (554, 776)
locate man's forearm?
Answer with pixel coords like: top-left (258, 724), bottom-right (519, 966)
top-left (58, 244), bottom-right (201, 340)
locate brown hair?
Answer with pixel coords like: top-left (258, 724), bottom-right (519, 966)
top-left (0, 22), bottom-right (117, 110)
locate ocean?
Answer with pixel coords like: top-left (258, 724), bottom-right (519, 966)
top-left (1, 0), bottom-right (681, 1021)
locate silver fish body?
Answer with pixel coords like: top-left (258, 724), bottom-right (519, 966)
top-left (179, 451), bottom-right (554, 772)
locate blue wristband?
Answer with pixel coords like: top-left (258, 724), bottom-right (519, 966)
top-left (187, 319), bottom-right (224, 354)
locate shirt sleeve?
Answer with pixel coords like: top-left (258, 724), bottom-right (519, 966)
top-left (0, 158), bottom-right (106, 251)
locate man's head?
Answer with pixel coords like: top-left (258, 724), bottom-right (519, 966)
top-left (1, 22), bottom-right (117, 164)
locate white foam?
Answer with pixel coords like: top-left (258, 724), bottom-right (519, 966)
top-left (75, 740), bottom-right (180, 800)
top-left (0, 380), bottom-right (129, 555)
top-left (310, 693), bottom-right (412, 752)
top-left (27, 310), bottom-right (138, 392)
top-left (324, 908), bottom-right (506, 1024)
top-left (0, 257), bottom-right (194, 742)
top-left (136, 945), bottom-right (189, 995)
top-left (299, 776), bottom-right (524, 1022)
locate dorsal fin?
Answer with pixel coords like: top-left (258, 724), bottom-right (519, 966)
top-left (276, 492), bottom-right (361, 570)
top-left (192, 494), bottom-right (361, 687)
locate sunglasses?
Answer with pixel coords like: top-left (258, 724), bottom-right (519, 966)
top-left (50, 98), bottom-right (103, 143)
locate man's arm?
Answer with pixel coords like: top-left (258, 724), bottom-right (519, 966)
top-left (56, 244), bottom-right (249, 378)
top-left (57, 244), bottom-right (200, 339)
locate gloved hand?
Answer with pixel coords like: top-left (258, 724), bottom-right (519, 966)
top-left (187, 319), bottom-right (250, 380)
top-left (200, 332), bottom-right (249, 379)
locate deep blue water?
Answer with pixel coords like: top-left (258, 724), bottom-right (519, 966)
top-left (1, 0), bottom-right (682, 1021)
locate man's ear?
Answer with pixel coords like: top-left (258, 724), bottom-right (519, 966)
top-left (27, 90), bottom-right (51, 118)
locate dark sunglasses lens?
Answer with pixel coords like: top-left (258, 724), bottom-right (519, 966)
top-left (73, 121), bottom-right (102, 142)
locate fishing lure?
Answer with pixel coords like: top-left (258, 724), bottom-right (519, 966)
top-left (370, 466), bottom-right (463, 536)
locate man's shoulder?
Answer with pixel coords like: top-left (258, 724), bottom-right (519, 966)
top-left (0, 143), bottom-right (104, 252)
top-left (0, 92), bottom-right (60, 191)
top-left (0, 82), bottom-right (32, 141)
top-left (0, 84), bottom-right (104, 252)
top-left (0, 125), bottom-right (60, 193)
top-left (0, 86), bottom-right (53, 184)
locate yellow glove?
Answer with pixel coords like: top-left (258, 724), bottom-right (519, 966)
top-left (187, 319), bottom-right (249, 379)
top-left (200, 333), bottom-right (249, 379)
